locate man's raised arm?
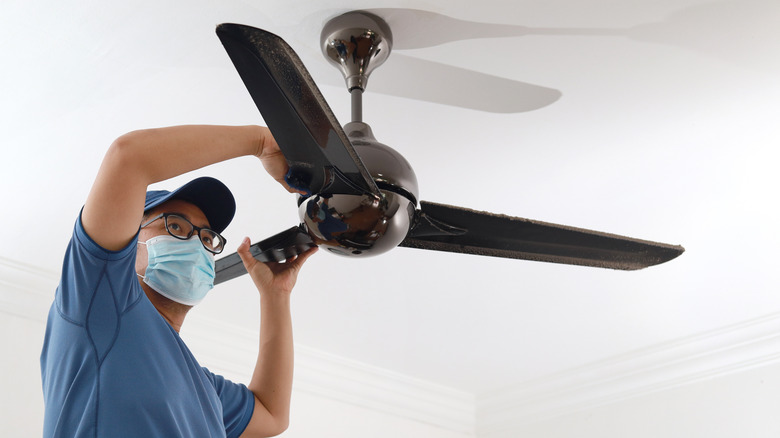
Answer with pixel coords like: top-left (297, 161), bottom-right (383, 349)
top-left (82, 125), bottom-right (289, 250)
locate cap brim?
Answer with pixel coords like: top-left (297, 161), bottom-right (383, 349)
top-left (144, 177), bottom-right (236, 233)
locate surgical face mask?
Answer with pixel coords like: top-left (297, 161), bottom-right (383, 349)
top-left (137, 235), bottom-right (215, 306)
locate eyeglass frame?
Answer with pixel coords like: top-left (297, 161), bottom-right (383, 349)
top-left (140, 212), bottom-right (227, 254)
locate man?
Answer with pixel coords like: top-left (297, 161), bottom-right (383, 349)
top-left (40, 125), bottom-right (317, 437)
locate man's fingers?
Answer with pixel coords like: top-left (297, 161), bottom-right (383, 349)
top-left (236, 237), bottom-right (257, 268)
top-left (290, 246), bottom-right (318, 269)
top-left (277, 177), bottom-right (306, 195)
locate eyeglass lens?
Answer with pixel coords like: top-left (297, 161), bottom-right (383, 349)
top-left (164, 214), bottom-right (225, 253)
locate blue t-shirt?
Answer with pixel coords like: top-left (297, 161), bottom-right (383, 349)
top-left (40, 214), bottom-right (255, 437)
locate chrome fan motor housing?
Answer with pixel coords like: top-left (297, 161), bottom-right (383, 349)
top-left (299, 191), bottom-right (414, 257)
top-left (299, 122), bottom-right (418, 257)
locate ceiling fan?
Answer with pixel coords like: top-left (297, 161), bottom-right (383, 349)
top-left (213, 11), bottom-right (684, 284)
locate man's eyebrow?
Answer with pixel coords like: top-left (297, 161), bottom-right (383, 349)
top-left (167, 211), bottom-right (211, 229)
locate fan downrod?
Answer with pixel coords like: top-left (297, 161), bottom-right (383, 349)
top-left (321, 11), bottom-right (393, 94)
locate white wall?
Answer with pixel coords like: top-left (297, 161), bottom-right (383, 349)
top-left (484, 361), bottom-right (780, 438)
top-left (1, 313), bottom-right (46, 437)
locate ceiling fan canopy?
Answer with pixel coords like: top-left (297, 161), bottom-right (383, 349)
top-left (320, 11), bottom-right (393, 92)
top-left (212, 12), bottom-right (684, 284)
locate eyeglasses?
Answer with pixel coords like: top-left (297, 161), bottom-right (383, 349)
top-left (141, 213), bottom-right (226, 254)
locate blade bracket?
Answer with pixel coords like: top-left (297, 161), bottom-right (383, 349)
top-left (408, 210), bottom-right (467, 238)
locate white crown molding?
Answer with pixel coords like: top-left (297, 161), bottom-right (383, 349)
top-left (476, 312), bottom-right (780, 435)
top-left (0, 256), bottom-right (59, 321)
top-left (181, 314), bottom-right (476, 434)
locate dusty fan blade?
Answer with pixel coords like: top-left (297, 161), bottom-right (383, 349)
top-left (214, 226), bottom-right (317, 285)
top-left (216, 23), bottom-right (380, 197)
top-left (399, 201), bottom-right (684, 270)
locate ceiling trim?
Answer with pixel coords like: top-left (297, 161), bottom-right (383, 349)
top-left (182, 314), bottom-right (476, 434)
top-left (476, 311), bottom-right (780, 434)
top-left (0, 256), bottom-right (59, 321)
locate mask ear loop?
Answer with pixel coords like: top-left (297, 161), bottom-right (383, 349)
top-left (136, 240), bottom-right (148, 281)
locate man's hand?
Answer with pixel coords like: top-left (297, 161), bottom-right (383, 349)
top-left (236, 236), bottom-right (318, 295)
top-left (254, 126), bottom-right (307, 195)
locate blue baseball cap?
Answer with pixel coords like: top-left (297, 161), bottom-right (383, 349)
top-left (144, 177), bottom-right (236, 233)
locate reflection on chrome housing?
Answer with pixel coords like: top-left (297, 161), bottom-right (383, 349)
top-left (345, 122), bottom-right (418, 203)
top-left (321, 11), bottom-right (393, 91)
top-left (299, 191), bottom-right (415, 256)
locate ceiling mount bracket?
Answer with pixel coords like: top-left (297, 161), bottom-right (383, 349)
top-left (321, 11), bottom-right (393, 92)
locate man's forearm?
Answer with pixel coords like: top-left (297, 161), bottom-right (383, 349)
top-left (235, 240), bottom-right (315, 437)
top-left (248, 293), bottom-right (294, 431)
top-left (111, 125), bottom-right (264, 184)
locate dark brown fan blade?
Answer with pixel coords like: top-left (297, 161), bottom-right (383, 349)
top-left (214, 225), bottom-right (317, 285)
top-left (399, 201), bottom-right (684, 270)
top-left (216, 23), bottom-right (380, 197)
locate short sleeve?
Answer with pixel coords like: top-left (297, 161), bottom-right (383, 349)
top-left (202, 368), bottom-right (256, 438)
top-left (56, 210), bottom-right (141, 324)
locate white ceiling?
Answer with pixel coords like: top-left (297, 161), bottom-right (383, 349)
top-left (3, 0), bottom-right (779, 395)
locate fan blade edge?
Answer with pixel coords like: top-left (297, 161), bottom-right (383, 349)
top-left (401, 201), bottom-right (684, 270)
